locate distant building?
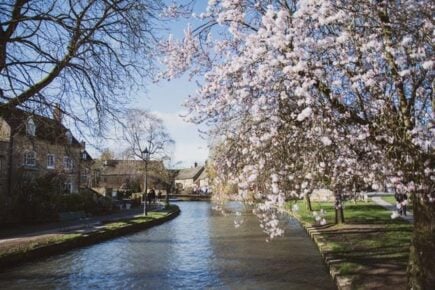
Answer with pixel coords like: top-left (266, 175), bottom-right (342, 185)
top-left (80, 148), bottom-right (94, 189)
top-left (0, 107), bottom-right (92, 196)
top-left (96, 159), bottom-right (170, 196)
top-left (174, 162), bottom-right (205, 194)
top-left (198, 169), bottom-right (209, 191)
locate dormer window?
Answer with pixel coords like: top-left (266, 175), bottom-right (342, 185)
top-left (66, 130), bottom-right (73, 144)
top-left (26, 117), bottom-right (36, 136)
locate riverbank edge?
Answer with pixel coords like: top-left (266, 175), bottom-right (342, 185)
top-left (287, 209), bottom-right (351, 290)
top-left (0, 206), bottom-right (180, 270)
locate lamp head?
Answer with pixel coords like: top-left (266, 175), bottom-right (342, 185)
top-left (141, 147), bottom-right (150, 160)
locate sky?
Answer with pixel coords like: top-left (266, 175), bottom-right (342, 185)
top-left (140, 75), bottom-right (209, 169)
top-left (89, 1), bottom-right (210, 169)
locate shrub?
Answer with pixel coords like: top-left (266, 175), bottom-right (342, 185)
top-left (11, 172), bottom-right (65, 223)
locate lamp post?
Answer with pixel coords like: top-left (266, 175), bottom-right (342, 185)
top-left (165, 183), bottom-right (170, 209)
top-left (142, 147), bottom-right (150, 216)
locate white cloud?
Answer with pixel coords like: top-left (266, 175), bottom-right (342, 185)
top-left (153, 111), bottom-right (209, 167)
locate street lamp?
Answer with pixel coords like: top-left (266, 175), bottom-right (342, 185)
top-left (142, 147), bottom-right (150, 216)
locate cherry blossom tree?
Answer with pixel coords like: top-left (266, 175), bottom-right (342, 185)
top-left (161, 0), bottom-right (433, 287)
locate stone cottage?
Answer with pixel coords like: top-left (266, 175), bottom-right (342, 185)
top-left (96, 159), bottom-right (171, 197)
top-left (0, 107), bottom-right (91, 196)
top-left (174, 163), bottom-right (205, 194)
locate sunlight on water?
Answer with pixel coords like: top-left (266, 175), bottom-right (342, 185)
top-left (0, 202), bottom-right (335, 290)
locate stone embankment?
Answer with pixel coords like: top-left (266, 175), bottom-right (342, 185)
top-left (0, 206), bottom-right (180, 270)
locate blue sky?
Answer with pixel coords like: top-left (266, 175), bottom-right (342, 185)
top-left (91, 1), bottom-right (210, 169)
top-left (140, 75), bottom-right (209, 169)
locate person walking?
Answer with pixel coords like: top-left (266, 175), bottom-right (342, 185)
top-left (148, 188), bottom-right (156, 206)
top-left (401, 193), bottom-right (408, 216)
top-left (394, 190), bottom-right (404, 216)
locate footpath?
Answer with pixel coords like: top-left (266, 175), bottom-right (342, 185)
top-left (290, 194), bottom-right (413, 290)
top-left (0, 207), bottom-right (143, 241)
top-left (370, 194), bottom-right (414, 223)
top-left (0, 204), bottom-right (179, 269)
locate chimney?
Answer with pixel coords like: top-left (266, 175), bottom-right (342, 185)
top-left (80, 141), bottom-right (86, 149)
top-left (194, 162), bottom-right (198, 168)
top-left (53, 104), bottom-right (62, 123)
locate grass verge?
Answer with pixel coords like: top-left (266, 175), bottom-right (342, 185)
top-left (287, 201), bottom-right (412, 290)
top-left (0, 205), bottom-right (180, 269)
top-left (380, 195), bottom-right (413, 212)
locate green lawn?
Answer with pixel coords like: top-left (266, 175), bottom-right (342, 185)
top-left (287, 200), bottom-right (412, 289)
top-left (380, 195), bottom-right (413, 212)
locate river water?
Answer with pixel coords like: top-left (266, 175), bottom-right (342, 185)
top-left (0, 202), bottom-right (335, 289)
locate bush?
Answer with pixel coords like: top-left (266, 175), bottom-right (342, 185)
top-left (11, 172), bottom-right (65, 223)
top-left (8, 172), bottom-right (116, 224)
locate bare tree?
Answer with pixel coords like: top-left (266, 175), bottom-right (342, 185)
top-left (122, 109), bottom-right (174, 160)
top-left (0, 0), bottom-right (191, 134)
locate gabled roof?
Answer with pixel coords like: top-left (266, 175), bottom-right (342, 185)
top-left (0, 107), bottom-right (80, 146)
top-left (101, 159), bottom-right (163, 176)
top-left (81, 150), bottom-right (93, 161)
top-left (198, 169), bottom-right (208, 180)
top-left (175, 166), bottom-right (204, 181)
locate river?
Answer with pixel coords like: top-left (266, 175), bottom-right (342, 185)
top-left (0, 202), bottom-right (335, 289)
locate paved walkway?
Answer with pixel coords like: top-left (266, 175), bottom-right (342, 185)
top-left (0, 204), bottom-right (163, 244)
top-left (370, 194), bottom-right (414, 223)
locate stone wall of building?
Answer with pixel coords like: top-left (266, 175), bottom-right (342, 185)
top-left (0, 141), bottom-right (10, 197)
top-left (9, 135), bottom-right (81, 193)
top-left (0, 119), bottom-right (11, 197)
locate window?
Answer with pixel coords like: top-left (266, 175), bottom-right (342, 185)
top-left (63, 182), bottom-right (72, 194)
top-left (24, 151), bottom-right (36, 167)
top-left (26, 118), bottom-right (36, 136)
top-left (47, 154), bottom-right (55, 169)
top-left (82, 152), bottom-right (87, 160)
top-left (63, 156), bottom-right (73, 171)
top-left (81, 168), bottom-right (89, 185)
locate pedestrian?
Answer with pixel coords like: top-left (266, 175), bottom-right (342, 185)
top-left (148, 188), bottom-right (156, 206)
top-left (394, 190), bottom-right (404, 215)
top-left (401, 193), bottom-right (408, 216)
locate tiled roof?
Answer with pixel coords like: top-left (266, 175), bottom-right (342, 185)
top-left (101, 159), bottom-right (163, 177)
top-left (0, 107), bottom-right (80, 146)
top-left (175, 166), bottom-right (204, 180)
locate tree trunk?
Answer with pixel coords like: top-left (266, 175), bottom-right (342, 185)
top-left (305, 193), bottom-right (312, 211)
top-left (335, 194), bottom-right (345, 224)
top-left (335, 207), bottom-right (345, 224)
top-left (407, 194), bottom-right (435, 289)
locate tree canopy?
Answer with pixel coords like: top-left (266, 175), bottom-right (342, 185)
top-left (0, 0), bottom-right (191, 134)
top-left (161, 1), bottom-right (434, 287)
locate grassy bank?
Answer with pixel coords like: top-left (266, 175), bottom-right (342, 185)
top-left (287, 201), bottom-right (412, 290)
top-left (0, 205), bottom-right (180, 269)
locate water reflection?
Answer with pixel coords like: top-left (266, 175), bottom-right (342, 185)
top-left (0, 202), bottom-right (335, 289)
